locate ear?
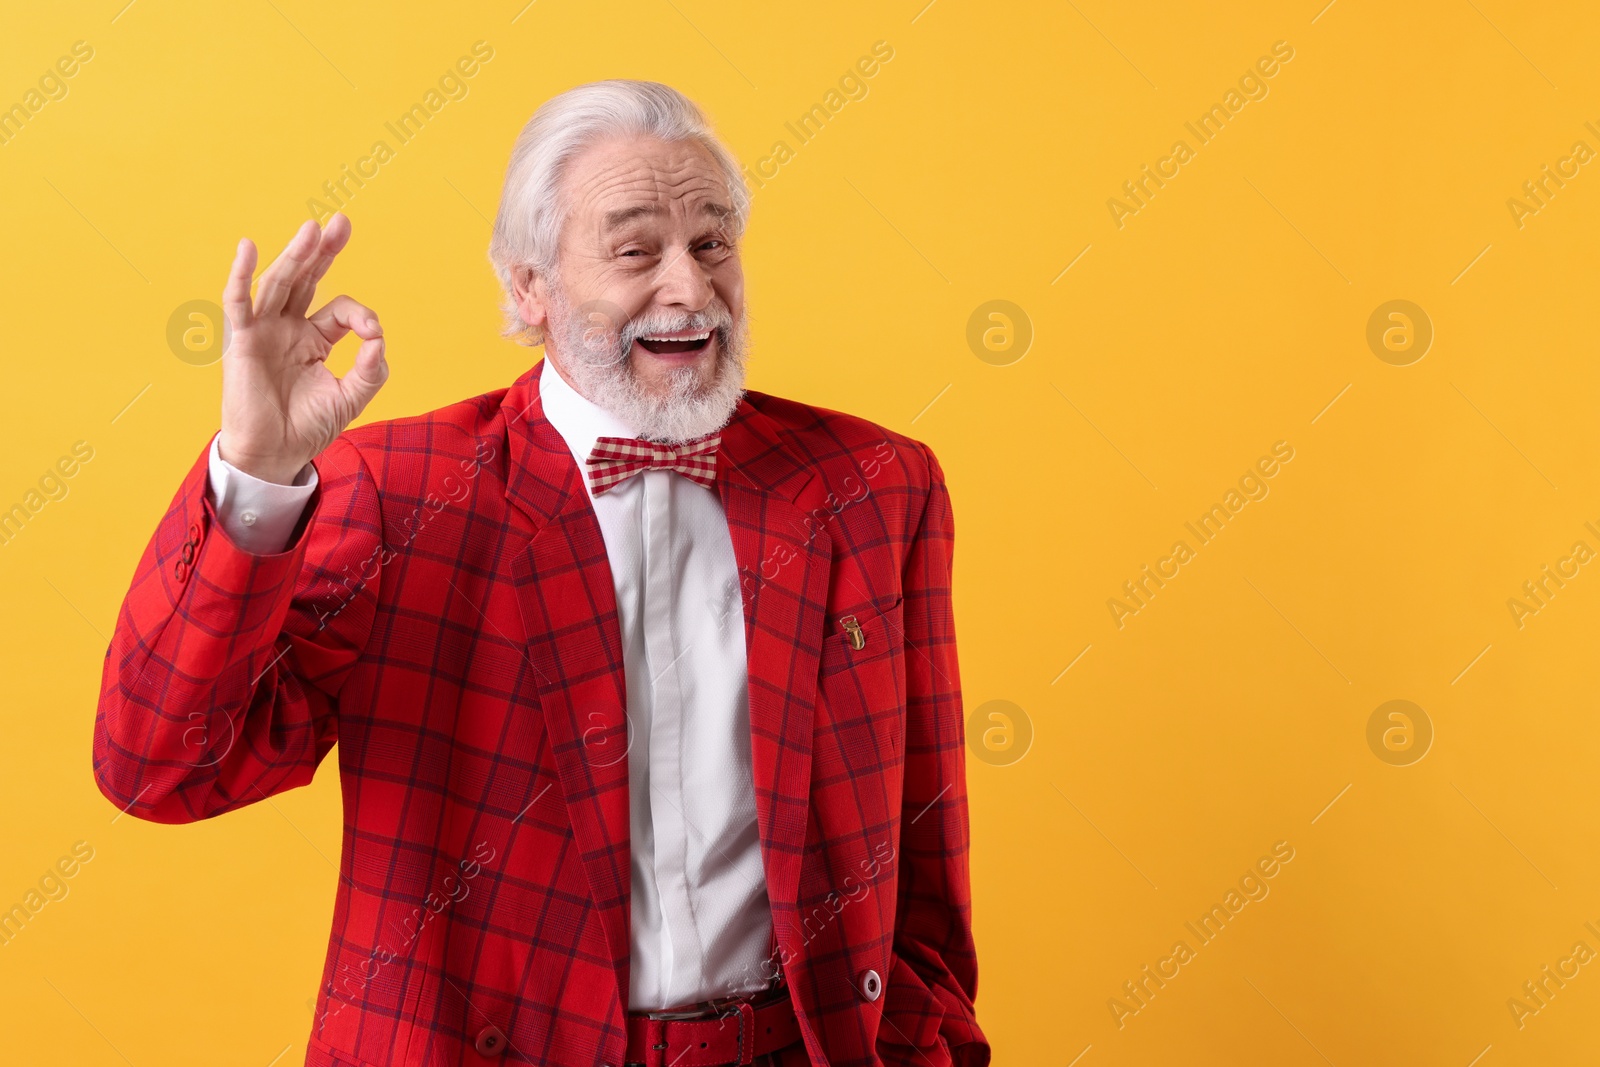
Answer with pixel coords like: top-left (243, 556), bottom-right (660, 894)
top-left (510, 264), bottom-right (550, 343)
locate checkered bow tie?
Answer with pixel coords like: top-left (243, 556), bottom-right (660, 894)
top-left (585, 433), bottom-right (721, 495)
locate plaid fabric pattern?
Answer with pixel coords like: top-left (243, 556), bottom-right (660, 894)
top-left (584, 432), bottom-right (720, 495)
top-left (93, 358), bottom-right (987, 1067)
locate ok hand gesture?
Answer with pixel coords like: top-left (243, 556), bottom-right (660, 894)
top-left (218, 212), bottom-right (387, 484)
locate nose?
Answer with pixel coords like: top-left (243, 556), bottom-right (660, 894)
top-left (651, 242), bottom-right (715, 312)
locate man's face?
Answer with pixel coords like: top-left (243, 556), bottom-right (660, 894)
top-left (514, 134), bottom-right (746, 423)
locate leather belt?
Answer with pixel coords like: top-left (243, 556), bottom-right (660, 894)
top-left (624, 986), bottom-right (800, 1067)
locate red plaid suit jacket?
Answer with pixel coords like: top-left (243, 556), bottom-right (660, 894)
top-left (94, 358), bottom-right (987, 1067)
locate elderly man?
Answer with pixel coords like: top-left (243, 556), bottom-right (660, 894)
top-left (94, 80), bottom-right (985, 1067)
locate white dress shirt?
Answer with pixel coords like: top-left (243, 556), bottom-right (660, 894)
top-left (205, 359), bottom-right (773, 1010)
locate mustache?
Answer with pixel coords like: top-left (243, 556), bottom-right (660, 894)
top-left (569, 299), bottom-right (734, 366)
top-left (623, 304), bottom-right (733, 346)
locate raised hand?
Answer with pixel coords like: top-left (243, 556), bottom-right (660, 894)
top-left (217, 213), bottom-right (388, 484)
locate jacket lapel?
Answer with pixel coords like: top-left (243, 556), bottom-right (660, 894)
top-left (715, 396), bottom-right (832, 952)
top-left (501, 361), bottom-right (634, 1009)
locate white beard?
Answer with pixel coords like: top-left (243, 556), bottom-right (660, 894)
top-left (544, 281), bottom-right (749, 444)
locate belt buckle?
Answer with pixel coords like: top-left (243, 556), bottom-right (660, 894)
top-left (640, 1001), bottom-right (719, 1020)
top-left (640, 996), bottom-right (742, 1023)
top-left (641, 982), bottom-right (782, 1022)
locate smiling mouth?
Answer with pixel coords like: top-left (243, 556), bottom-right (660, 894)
top-left (635, 331), bottom-right (713, 355)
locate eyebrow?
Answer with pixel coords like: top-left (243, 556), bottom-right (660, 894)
top-left (601, 201), bottom-right (733, 231)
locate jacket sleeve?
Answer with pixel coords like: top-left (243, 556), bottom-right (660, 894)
top-left (93, 433), bottom-right (382, 824)
top-left (881, 439), bottom-right (989, 1067)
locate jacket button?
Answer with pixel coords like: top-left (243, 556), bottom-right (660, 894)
top-left (857, 968), bottom-right (882, 1002)
top-left (174, 560), bottom-right (188, 583)
top-left (188, 523), bottom-right (201, 544)
top-left (474, 1025), bottom-right (508, 1056)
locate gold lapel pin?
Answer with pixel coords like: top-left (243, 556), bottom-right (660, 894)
top-left (840, 616), bottom-right (865, 651)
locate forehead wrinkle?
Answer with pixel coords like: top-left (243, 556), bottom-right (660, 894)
top-left (569, 145), bottom-right (728, 234)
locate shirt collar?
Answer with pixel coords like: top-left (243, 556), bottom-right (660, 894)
top-left (537, 356), bottom-right (639, 499)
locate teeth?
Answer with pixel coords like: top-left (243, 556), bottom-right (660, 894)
top-left (641, 332), bottom-right (710, 341)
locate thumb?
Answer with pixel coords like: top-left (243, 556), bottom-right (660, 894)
top-left (338, 333), bottom-right (389, 415)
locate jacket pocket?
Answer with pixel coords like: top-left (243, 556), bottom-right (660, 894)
top-left (813, 596), bottom-right (908, 786)
top-left (876, 950), bottom-right (948, 1051)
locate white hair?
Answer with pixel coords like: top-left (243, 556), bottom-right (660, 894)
top-left (487, 79), bottom-right (751, 346)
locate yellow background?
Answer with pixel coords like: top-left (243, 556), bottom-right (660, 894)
top-left (2, 0), bottom-right (1598, 1063)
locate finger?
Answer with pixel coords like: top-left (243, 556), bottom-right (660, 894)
top-left (285, 214), bottom-right (350, 319)
top-left (306, 294), bottom-right (381, 355)
top-left (255, 219), bottom-right (320, 318)
top-left (285, 213), bottom-right (352, 319)
top-left (222, 238), bottom-right (258, 331)
top-left (337, 332), bottom-right (389, 417)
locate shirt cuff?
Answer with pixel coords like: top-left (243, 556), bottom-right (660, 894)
top-left (205, 432), bottom-right (319, 555)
